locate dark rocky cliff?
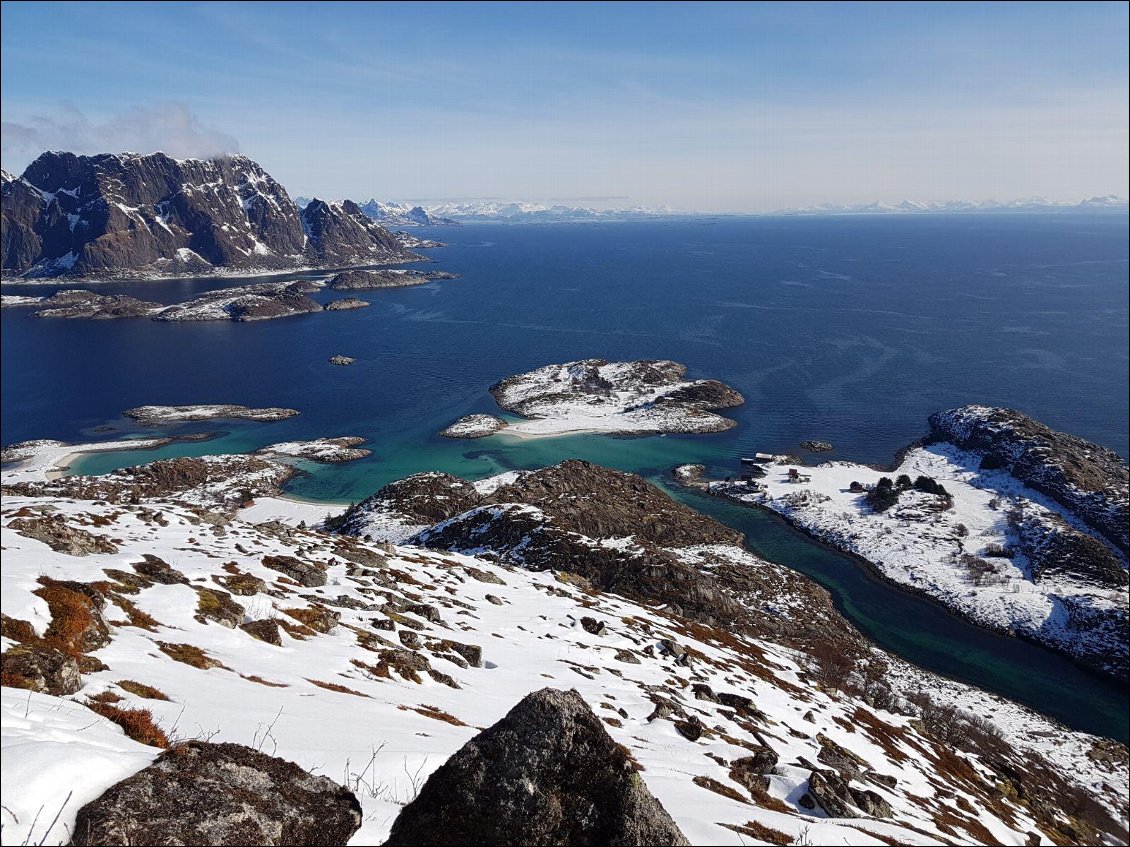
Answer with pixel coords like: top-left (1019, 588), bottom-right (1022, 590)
top-left (1, 152), bottom-right (418, 278)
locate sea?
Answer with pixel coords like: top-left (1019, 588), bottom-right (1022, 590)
top-left (3, 212), bottom-right (1128, 740)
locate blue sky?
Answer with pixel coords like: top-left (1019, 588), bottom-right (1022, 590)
top-left (2, 1), bottom-right (1127, 211)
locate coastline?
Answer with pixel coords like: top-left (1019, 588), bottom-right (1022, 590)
top-left (674, 469), bottom-right (1129, 688)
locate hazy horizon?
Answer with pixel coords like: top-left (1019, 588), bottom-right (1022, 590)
top-left (2, 1), bottom-right (1127, 213)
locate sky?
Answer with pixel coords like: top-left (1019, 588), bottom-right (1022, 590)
top-left (1, 1), bottom-right (1127, 212)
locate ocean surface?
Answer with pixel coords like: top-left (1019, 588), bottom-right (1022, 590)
top-left (3, 213), bottom-right (1128, 740)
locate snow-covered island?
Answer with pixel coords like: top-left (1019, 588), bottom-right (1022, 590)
top-left (439, 414), bottom-right (509, 438)
top-left (677, 406), bottom-right (1129, 681)
top-left (255, 436), bottom-right (371, 464)
top-left (2, 451), bottom-right (1126, 845)
top-left (325, 268), bottom-right (459, 290)
top-left (123, 404), bottom-right (300, 425)
top-left (441, 359), bottom-right (744, 438)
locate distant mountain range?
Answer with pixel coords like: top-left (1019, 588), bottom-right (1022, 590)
top-left (295, 197), bottom-right (684, 224)
top-left (769, 196), bottom-right (1128, 216)
top-left (1, 153), bottom-right (419, 279)
top-left (304, 194), bottom-right (1128, 225)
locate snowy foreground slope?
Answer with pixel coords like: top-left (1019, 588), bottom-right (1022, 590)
top-left (1, 451), bottom-right (1127, 845)
top-left (686, 442), bottom-right (1128, 681)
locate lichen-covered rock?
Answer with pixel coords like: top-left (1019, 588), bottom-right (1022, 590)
top-left (70, 740), bottom-right (361, 845)
top-left (193, 588), bottom-right (245, 628)
top-left (729, 747), bottom-right (779, 795)
top-left (261, 554), bottom-right (326, 587)
top-left (0, 644), bottom-right (82, 695)
top-left (7, 514), bottom-right (118, 555)
top-left (133, 554), bottom-right (189, 585)
top-left (240, 619), bottom-right (282, 646)
top-left (385, 688), bottom-right (689, 846)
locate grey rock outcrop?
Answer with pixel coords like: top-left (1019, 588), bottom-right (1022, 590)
top-left (70, 740), bottom-right (362, 845)
top-left (384, 688), bottom-right (689, 846)
top-left (0, 644), bottom-right (82, 695)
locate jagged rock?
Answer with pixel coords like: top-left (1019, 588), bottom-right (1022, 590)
top-left (580, 616), bottom-right (606, 636)
top-left (194, 588), bottom-right (244, 628)
top-left (0, 644), bottom-right (82, 695)
top-left (485, 594), bottom-right (505, 605)
top-left (613, 649), bottom-right (641, 664)
top-left (214, 571), bottom-right (267, 596)
top-left (261, 554), bottom-right (326, 587)
top-left (462, 566), bottom-right (505, 585)
top-left (403, 602), bottom-right (442, 624)
top-left (328, 354), bottom-right (356, 365)
top-left (804, 769), bottom-right (892, 819)
top-left (240, 619), bottom-right (282, 646)
top-left (729, 747), bottom-right (779, 795)
top-left (399, 630), bottom-right (423, 650)
top-left (133, 555), bottom-right (188, 585)
top-left (70, 740), bottom-right (361, 845)
top-left (431, 639), bottom-right (482, 668)
top-left (674, 716), bottom-right (704, 741)
top-left (717, 692), bottom-right (754, 713)
top-left (692, 683), bottom-right (718, 702)
top-left (817, 733), bottom-right (869, 780)
top-left (8, 514), bottom-right (118, 555)
top-left (292, 606), bottom-right (340, 634)
top-left (384, 688), bottom-right (689, 846)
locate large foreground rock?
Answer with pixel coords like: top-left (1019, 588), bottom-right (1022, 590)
top-left (70, 740), bottom-right (361, 846)
top-left (384, 688), bottom-right (689, 846)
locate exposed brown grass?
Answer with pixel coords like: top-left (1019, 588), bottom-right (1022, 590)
top-left (87, 690), bottom-right (124, 705)
top-left (0, 613), bottom-right (36, 643)
top-left (719, 820), bottom-right (792, 845)
top-left (106, 594), bottom-right (160, 631)
top-left (0, 670), bottom-right (38, 691)
top-left (240, 674), bottom-right (288, 688)
top-left (85, 701), bottom-right (170, 748)
top-left (306, 678), bottom-right (371, 697)
top-left (33, 577), bottom-right (103, 658)
top-left (745, 780), bottom-right (796, 815)
top-left (277, 618), bottom-right (316, 640)
top-left (158, 642), bottom-right (223, 669)
top-left (117, 679), bottom-right (170, 700)
top-left (692, 775), bottom-right (751, 805)
top-left (398, 703), bottom-right (466, 726)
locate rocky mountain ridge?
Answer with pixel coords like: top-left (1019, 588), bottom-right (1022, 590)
top-left (1, 152), bottom-right (420, 278)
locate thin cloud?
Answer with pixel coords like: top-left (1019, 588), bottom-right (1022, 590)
top-left (1, 102), bottom-right (239, 168)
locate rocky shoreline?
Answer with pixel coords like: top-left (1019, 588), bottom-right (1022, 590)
top-left (673, 407), bottom-right (1129, 683)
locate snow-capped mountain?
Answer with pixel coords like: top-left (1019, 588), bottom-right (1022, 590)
top-left (771, 196), bottom-right (1128, 216)
top-left (1, 152), bottom-right (419, 279)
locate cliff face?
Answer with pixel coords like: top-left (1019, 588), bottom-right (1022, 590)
top-left (1, 152), bottom-right (418, 278)
top-left (928, 405), bottom-right (1129, 552)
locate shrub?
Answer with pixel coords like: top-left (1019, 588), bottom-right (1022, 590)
top-left (895, 474), bottom-right (913, 489)
top-left (983, 543), bottom-right (1011, 558)
top-left (85, 701), bottom-right (170, 748)
top-left (866, 485), bottom-right (900, 513)
top-left (913, 475), bottom-right (948, 496)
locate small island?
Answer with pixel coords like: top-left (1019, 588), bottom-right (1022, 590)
top-left (329, 355), bottom-right (356, 366)
top-left (123, 405), bottom-right (300, 425)
top-left (255, 437), bottom-right (370, 463)
top-left (326, 269), bottom-right (459, 290)
top-left (441, 359), bottom-right (744, 438)
top-left (440, 414), bottom-right (508, 438)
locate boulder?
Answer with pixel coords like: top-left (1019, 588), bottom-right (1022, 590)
top-left (384, 688), bottom-right (689, 846)
top-left (70, 741), bottom-right (361, 845)
top-left (261, 554), bottom-right (326, 587)
top-left (0, 644), bottom-right (82, 695)
top-left (240, 619), bottom-right (282, 646)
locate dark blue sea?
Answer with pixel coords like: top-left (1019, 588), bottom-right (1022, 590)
top-left (3, 213), bottom-right (1128, 740)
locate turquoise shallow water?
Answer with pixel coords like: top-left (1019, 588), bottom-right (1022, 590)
top-left (5, 214), bottom-right (1128, 741)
